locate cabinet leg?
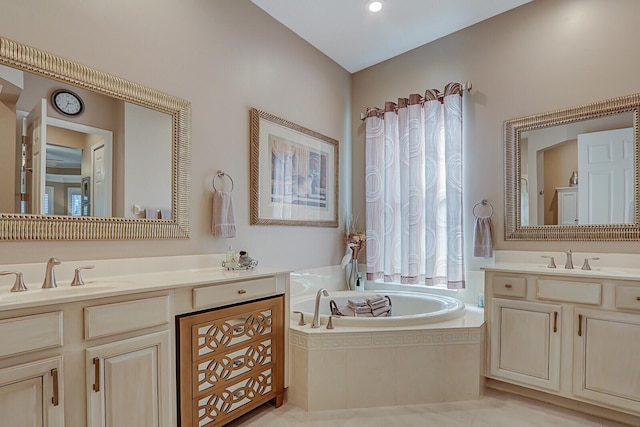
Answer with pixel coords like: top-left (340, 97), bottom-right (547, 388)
top-left (274, 393), bottom-right (284, 408)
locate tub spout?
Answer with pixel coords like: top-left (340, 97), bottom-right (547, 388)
top-left (311, 288), bottom-right (329, 328)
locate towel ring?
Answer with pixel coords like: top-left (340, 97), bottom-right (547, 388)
top-left (473, 200), bottom-right (494, 219)
top-left (213, 171), bottom-right (234, 192)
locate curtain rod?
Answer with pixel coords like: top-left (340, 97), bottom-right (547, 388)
top-left (359, 81), bottom-right (472, 121)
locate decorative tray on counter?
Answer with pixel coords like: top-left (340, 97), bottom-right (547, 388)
top-left (222, 260), bottom-right (258, 270)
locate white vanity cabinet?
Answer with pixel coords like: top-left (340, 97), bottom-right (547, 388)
top-left (573, 307), bottom-right (640, 413)
top-left (485, 269), bottom-right (640, 420)
top-left (0, 357), bottom-right (64, 427)
top-left (0, 312), bottom-right (65, 427)
top-left (83, 296), bottom-right (173, 427)
top-left (86, 331), bottom-right (171, 427)
top-left (490, 298), bottom-right (561, 391)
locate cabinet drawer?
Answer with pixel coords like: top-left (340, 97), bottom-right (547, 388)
top-left (492, 276), bottom-right (527, 298)
top-left (615, 285), bottom-right (640, 311)
top-left (537, 279), bottom-right (601, 305)
top-left (84, 296), bottom-right (170, 339)
top-left (0, 312), bottom-right (63, 358)
top-left (193, 337), bottom-right (274, 395)
top-left (193, 277), bottom-right (277, 310)
top-left (193, 366), bottom-right (274, 426)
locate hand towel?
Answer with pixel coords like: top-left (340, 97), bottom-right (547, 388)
top-left (144, 208), bottom-right (159, 219)
top-left (365, 295), bottom-right (385, 305)
top-left (473, 216), bottom-right (493, 258)
top-left (368, 300), bottom-right (389, 310)
top-left (212, 190), bottom-right (236, 238)
top-left (372, 307), bottom-right (391, 317)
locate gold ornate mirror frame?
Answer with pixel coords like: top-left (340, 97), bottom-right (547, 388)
top-left (505, 93), bottom-right (640, 241)
top-left (0, 36), bottom-right (191, 240)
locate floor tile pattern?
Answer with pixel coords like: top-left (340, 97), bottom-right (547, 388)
top-left (226, 389), bottom-right (634, 426)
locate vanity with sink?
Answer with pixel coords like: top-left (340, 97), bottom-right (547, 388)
top-left (484, 259), bottom-right (640, 421)
top-left (0, 255), bottom-right (290, 427)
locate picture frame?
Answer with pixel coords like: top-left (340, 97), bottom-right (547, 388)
top-left (250, 108), bottom-right (339, 227)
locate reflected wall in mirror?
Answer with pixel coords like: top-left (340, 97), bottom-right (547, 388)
top-left (0, 36), bottom-right (191, 240)
top-left (505, 93), bottom-right (639, 240)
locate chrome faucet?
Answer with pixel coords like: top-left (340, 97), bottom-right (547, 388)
top-left (564, 250), bottom-right (573, 269)
top-left (311, 288), bottom-right (329, 328)
top-left (42, 258), bottom-right (61, 288)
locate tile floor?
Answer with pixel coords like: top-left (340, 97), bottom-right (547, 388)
top-left (226, 389), bottom-right (634, 427)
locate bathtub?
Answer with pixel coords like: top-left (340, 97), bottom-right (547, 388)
top-left (291, 290), bottom-right (465, 327)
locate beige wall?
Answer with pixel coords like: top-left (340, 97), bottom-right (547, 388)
top-left (0, 0), bottom-right (351, 268)
top-left (351, 0), bottom-right (640, 268)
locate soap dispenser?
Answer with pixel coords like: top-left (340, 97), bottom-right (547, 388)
top-left (226, 246), bottom-right (236, 264)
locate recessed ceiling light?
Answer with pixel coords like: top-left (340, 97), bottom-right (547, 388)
top-left (368, 1), bottom-right (382, 13)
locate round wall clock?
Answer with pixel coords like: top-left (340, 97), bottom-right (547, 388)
top-left (51, 89), bottom-right (85, 116)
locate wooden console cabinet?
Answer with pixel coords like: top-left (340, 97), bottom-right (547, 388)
top-left (177, 295), bottom-right (284, 427)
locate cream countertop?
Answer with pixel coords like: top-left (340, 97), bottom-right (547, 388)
top-left (0, 254), bottom-right (290, 311)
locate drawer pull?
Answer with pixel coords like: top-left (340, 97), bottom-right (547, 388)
top-left (233, 325), bottom-right (245, 334)
top-left (93, 357), bottom-right (101, 392)
top-left (505, 284), bottom-right (512, 289)
top-left (553, 312), bottom-right (558, 333)
top-left (578, 314), bottom-right (583, 337)
top-left (234, 390), bottom-right (244, 399)
top-left (636, 296), bottom-right (640, 301)
top-left (238, 289), bottom-right (247, 294)
top-left (233, 360), bottom-right (243, 368)
top-left (51, 368), bottom-right (59, 406)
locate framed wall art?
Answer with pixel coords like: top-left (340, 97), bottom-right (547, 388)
top-left (250, 108), bottom-right (339, 227)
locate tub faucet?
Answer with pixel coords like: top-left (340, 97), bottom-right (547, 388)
top-left (311, 288), bottom-right (329, 328)
top-left (42, 258), bottom-right (61, 288)
top-left (564, 250), bottom-right (573, 269)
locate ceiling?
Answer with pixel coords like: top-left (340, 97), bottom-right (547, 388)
top-left (251, 0), bottom-right (532, 73)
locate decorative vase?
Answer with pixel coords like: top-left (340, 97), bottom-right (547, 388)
top-left (570, 171), bottom-right (578, 187)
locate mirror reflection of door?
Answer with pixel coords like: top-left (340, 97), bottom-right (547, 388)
top-left (577, 127), bottom-right (634, 224)
top-left (26, 99), bottom-right (47, 214)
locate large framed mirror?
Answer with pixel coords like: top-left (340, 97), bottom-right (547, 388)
top-left (0, 36), bottom-right (190, 240)
top-left (505, 93), bottom-right (639, 240)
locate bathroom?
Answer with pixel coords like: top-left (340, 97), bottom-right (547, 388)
top-left (1, 0), bottom-right (640, 426)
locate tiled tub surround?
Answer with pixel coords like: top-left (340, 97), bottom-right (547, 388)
top-left (288, 307), bottom-right (485, 411)
top-left (0, 255), bottom-right (290, 427)
top-left (483, 255), bottom-right (640, 426)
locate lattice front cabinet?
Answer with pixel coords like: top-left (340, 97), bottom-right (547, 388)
top-left (178, 295), bottom-right (284, 427)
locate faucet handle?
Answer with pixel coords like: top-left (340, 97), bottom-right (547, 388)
top-left (71, 265), bottom-right (95, 286)
top-left (327, 315), bottom-right (339, 330)
top-left (292, 311), bottom-right (306, 326)
top-left (541, 256), bottom-right (556, 268)
top-left (581, 257), bottom-right (600, 271)
top-left (0, 271), bottom-right (27, 292)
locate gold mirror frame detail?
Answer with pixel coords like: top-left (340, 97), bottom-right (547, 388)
top-left (0, 36), bottom-right (191, 240)
top-left (505, 93), bottom-right (640, 241)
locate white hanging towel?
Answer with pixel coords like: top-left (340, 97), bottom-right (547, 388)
top-left (473, 216), bottom-right (493, 258)
top-left (212, 190), bottom-right (236, 237)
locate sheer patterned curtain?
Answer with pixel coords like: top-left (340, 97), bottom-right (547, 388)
top-left (365, 82), bottom-right (464, 289)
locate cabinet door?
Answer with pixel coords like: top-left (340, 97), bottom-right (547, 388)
top-left (0, 356), bottom-right (64, 427)
top-left (573, 308), bottom-right (640, 414)
top-left (86, 331), bottom-right (171, 427)
top-left (490, 298), bottom-right (561, 391)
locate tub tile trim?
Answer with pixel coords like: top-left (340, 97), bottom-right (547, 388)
top-left (290, 327), bottom-right (483, 350)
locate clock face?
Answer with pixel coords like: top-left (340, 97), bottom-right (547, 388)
top-left (51, 90), bottom-right (84, 116)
